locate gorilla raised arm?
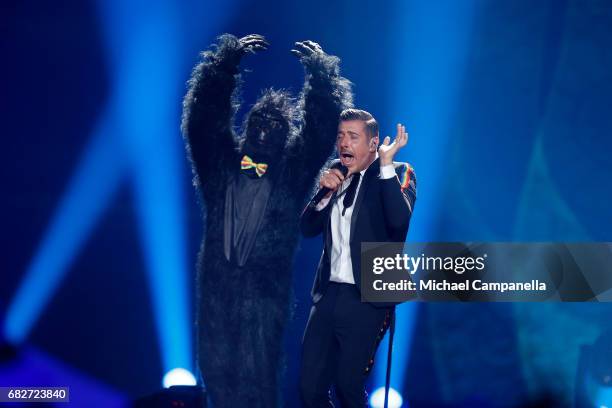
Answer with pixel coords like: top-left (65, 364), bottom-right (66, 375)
top-left (287, 40), bottom-right (353, 192)
top-left (181, 34), bottom-right (269, 194)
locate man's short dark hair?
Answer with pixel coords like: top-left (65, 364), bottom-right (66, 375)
top-left (339, 108), bottom-right (379, 139)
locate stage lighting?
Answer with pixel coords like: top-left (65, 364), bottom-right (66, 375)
top-left (373, 0), bottom-right (478, 391)
top-left (163, 368), bottom-right (196, 388)
top-left (5, 0), bottom-right (194, 380)
top-left (369, 386), bottom-right (403, 408)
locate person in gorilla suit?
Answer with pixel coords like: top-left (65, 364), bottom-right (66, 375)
top-left (181, 34), bottom-right (352, 407)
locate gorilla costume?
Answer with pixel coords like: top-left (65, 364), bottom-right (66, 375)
top-left (181, 34), bottom-right (352, 407)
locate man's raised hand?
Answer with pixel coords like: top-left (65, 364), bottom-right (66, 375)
top-left (379, 123), bottom-right (409, 166)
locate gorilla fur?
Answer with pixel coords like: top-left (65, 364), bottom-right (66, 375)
top-left (181, 34), bottom-right (352, 407)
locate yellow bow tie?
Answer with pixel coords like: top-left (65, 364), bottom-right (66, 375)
top-left (240, 155), bottom-right (268, 177)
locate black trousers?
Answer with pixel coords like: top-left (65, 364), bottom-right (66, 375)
top-left (300, 282), bottom-right (391, 408)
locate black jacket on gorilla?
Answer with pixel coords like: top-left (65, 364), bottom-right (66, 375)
top-left (181, 34), bottom-right (352, 407)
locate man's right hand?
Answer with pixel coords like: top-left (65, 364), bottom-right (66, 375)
top-left (319, 168), bottom-right (345, 198)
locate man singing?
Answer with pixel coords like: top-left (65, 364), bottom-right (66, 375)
top-left (299, 109), bottom-right (417, 407)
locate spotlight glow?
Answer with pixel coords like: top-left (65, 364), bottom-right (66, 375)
top-left (372, 0), bottom-right (479, 393)
top-left (369, 387), bottom-right (403, 408)
top-left (3, 119), bottom-right (124, 344)
top-left (163, 368), bottom-right (197, 388)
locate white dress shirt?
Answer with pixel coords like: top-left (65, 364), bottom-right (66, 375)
top-left (316, 162), bottom-right (397, 284)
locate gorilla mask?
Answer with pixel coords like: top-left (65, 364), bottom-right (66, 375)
top-left (242, 89), bottom-right (295, 160)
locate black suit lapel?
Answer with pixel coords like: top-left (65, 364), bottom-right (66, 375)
top-left (350, 158), bottom-right (380, 243)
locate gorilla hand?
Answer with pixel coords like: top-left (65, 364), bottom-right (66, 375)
top-left (216, 34), bottom-right (269, 70)
top-left (291, 41), bottom-right (325, 67)
top-left (291, 40), bottom-right (324, 59)
top-left (291, 40), bottom-right (340, 78)
top-left (238, 34), bottom-right (269, 56)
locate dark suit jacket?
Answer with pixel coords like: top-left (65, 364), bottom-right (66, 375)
top-left (300, 158), bottom-right (417, 304)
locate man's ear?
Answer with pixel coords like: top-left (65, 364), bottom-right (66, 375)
top-left (370, 135), bottom-right (379, 152)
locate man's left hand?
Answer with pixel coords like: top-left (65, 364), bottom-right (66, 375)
top-left (379, 123), bottom-right (408, 166)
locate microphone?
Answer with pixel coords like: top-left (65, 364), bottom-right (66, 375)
top-left (309, 162), bottom-right (348, 207)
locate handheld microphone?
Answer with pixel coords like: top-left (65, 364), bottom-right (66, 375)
top-left (310, 162), bottom-right (349, 206)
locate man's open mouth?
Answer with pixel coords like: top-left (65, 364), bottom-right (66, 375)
top-left (340, 152), bottom-right (354, 166)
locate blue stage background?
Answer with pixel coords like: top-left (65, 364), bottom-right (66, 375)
top-left (2, 0), bottom-right (612, 406)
